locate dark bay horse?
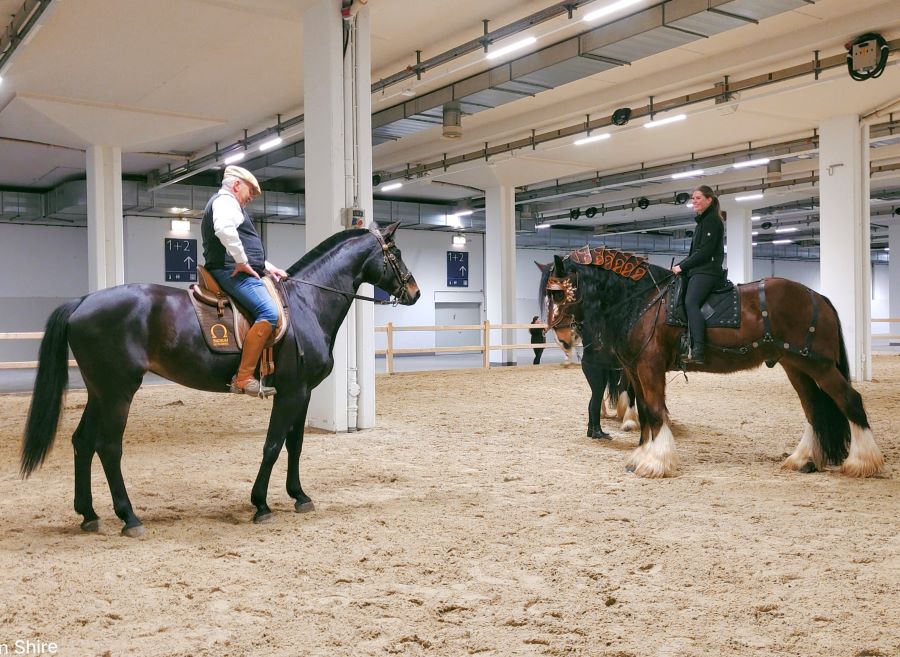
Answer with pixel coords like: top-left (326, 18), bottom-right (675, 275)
top-left (21, 224), bottom-right (420, 536)
top-left (543, 248), bottom-right (884, 479)
top-left (536, 262), bottom-right (639, 440)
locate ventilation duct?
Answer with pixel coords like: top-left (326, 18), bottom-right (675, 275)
top-left (442, 101), bottom-right (462, 140)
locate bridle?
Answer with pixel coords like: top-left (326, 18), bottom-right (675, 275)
top-left (370, 227), bottom-right (414, 304)
top-left (284, 228), bottom-right (412, 305)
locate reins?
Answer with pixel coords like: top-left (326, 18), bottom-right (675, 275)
top-left (282, 228), bottom-right (409, 305)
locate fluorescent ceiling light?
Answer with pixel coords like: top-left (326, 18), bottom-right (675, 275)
top-left (644, 113), bottom-right (686, 129)
top-left (380, 182), bottom-right (403, 192)
top-left (775, 227), bottom-right (798, 233)
top-left (671, 169), bottom-right (704, 180)
top-left (752, 242), bottom-right (758, 247)
top-left (485, 36), bottom-right (537, 60)
top-left (772, 239), bottom-right (793, 244)
top-left (583, 0), bottom-right (643, 22)
top-left (169, 207), bottom-right (190, 214)
top-left (536, 223), bottom-right (551, 229)
top-left (258, 136), bottom-right (283, 151)
top-left (223, 152), bottom-right (245, 165)
top-left (0, 76), bottom-right (4, 87)
top-left (450, 210), bottom-right (474, 217)
top-left (752, 231), bottom-right (758, 236)
top-left (735, 193), bottom-right (764, 202)
top-left (733, 158), bottom-right (770, 169)
top-left (574, 133), bottom-right (611, 146)
top-left (751, 215), bottom-right (761, 221)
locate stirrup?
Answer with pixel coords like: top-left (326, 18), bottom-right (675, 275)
top-left (229, 377), bottom-right (277, 399)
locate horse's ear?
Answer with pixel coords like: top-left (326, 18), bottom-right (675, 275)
top-left (553, 255), bottom-right (566, 277)
top-left (381, 221), bottom-right (400, 241)
top-left (534, 260), bottom-right (548, 272)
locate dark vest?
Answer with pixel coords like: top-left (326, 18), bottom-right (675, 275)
top-left (201, 192), bottom-right (266, 273)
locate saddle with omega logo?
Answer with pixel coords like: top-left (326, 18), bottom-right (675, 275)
top-left (188, 265), bottom-right (289, 361)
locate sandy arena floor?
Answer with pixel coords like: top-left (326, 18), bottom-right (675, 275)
top-left (1, 357), bottom-right (898, 657)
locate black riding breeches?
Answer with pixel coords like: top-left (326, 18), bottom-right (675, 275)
top-left (684, 273), bottom-right (719, 347)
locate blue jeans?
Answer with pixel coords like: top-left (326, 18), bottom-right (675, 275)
top-left (210, 267), bottom-right (279, 324)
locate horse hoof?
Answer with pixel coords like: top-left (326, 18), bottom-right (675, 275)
top-left (253, 512), bottom-right (274, 524)
top-left (294, 500), bottom-right (316, 514)
top-left (121, 524), bottom-right (145, 538)
top-left (80, 519), bottom-right (100, 533)
top-left (625, 463), bottom-right (636, 473)
top-left (799, 461), bottom-right (818, 474)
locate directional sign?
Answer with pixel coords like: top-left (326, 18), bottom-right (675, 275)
top-left (164, 238), bottom-right (198, 282)
top-left (447, 250), bottom-right (469, 287)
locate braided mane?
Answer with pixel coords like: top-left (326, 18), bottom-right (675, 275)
top-left (567, 245), bottom-right (650, 282)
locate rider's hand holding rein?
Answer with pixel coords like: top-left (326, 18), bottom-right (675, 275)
top-left (671, 264), bottom-right (682, 275)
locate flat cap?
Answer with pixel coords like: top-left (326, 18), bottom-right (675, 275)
top-left (223, 165), bottom-right (261, 195)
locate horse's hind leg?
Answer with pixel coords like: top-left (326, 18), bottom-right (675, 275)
top-left (780, 365), bottom-right (826, 473)
top-left (812, 366), bottom-right (883, 477)
top-left (72, 413), bottom-right (99, 531)
top-left (91, 393), bottom-right (144, 537)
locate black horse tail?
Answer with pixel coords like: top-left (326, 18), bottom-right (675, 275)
top-left (21, 298), bottom-right (84, 478)
top-left (808, 295), bottom-right (851, 465)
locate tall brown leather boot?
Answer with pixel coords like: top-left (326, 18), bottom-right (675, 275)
top-left (230, 320), bottom-right (276, 397)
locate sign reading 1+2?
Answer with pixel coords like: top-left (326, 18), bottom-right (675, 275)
top-left (447, 250), bottom-right (468, 287)
top-left (165, 238), bottom-right (198, 282)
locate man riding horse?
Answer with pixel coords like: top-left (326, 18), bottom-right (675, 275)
top-left (201, 165), bottom-right (288, 397)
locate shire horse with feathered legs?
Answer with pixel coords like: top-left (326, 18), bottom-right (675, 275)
top-left (20, 224), bottom-right (420, 536)
top-left (543, 248), bottom-right (884, 478)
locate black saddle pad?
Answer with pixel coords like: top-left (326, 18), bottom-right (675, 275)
top-left (666, 276), bottom-right (741, 329)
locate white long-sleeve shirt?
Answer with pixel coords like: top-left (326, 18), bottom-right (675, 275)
top-left (211, 186), bottom-right (277, 271)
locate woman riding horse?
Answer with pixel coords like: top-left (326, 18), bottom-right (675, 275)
top-left (543, 248), bottom-right (883, 479)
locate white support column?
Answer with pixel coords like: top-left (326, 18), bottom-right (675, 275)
top-left (889, 224), bottom-right (900, 338)
top-left (352, 6), bottom-right (376, 430)
top-left (304, 0), bottom-right (348, 431)
top-left (720, 195), bottom-right (753, 284)
top-left (819, 115), bottom-right (871, 380)
top-left (86, 145), bottom-right (124, 292)
top-left (484, 185), bottom-right (516, 365)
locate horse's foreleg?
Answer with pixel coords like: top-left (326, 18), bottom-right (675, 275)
top-left (71, 413), bottom-right (99, 532)
top-left (627, 364), bottom-right (677, 478)
top-left (250, 397), bottom-right (296, 523)
top-left (285, 393), bottom-right (314, 513)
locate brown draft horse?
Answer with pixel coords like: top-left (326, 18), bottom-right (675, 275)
top-left (20, 224), bottom-right (420, 536)
top-left (542, 247), bottom-right (884, 478)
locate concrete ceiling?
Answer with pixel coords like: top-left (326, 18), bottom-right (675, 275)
top-left (0, 0), bottom-right (899, 256)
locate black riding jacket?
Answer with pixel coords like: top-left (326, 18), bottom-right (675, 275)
top-left (678, 205), bottom-right (725, 277)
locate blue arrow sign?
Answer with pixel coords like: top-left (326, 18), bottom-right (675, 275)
top-left (165, 238), bottom-right (198, 282)
top-left (447, 250), bottom-right (468, 287)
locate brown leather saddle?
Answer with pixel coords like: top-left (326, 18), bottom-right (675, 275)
top-left (189, 265), bottom-right (290, 373)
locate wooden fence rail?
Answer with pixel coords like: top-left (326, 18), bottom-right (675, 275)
top-left (3, 318), bottom-right (899, 373)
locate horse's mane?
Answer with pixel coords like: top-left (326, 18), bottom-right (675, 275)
top-left (285, 228), bottom-right (370, 276)
top-left (559, 247), bottom-right (670, 349)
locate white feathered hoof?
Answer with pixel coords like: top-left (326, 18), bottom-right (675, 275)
top-left (840, 425), bottom-right (884, 478)
top-left (630, 425), bottom-right (678, 478)
top-left (781, 424), bottom-right (824, 473)
top-left (621, 405), bottom-right (639, 432)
